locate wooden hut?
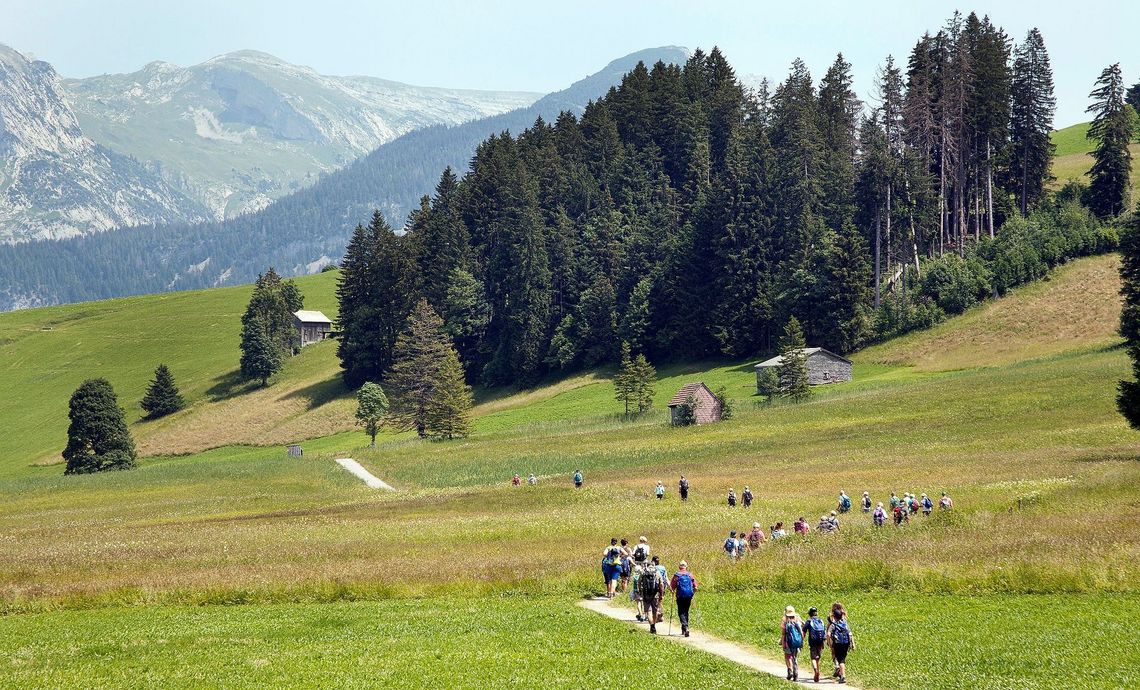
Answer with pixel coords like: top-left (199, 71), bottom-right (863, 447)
top-left (293, 310), bottom-right (332, 348)
top-left (667, 382), bottom-right (722, 426)
top-left (754, 347), bottom-right (852, 389)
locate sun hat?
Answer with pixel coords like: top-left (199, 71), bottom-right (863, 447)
top-left (639, 536), bottom-right (647, 543)
top-left (830, 510), bottom-right (837, 516)
top-left (785, 605), bottom-right (796, 617)
top-left (679, 560), bottom-right (687, 569)
top-left (753, 522), bottom-right (760, 529)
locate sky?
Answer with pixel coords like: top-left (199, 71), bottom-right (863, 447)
top-left (3, 0), bottom-right (1136, 128)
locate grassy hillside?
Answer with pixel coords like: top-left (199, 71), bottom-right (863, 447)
top-left (1051, 121), bottom-right (1140, 194)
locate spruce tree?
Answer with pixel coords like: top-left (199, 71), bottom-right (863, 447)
top-left (424, 346), bottom-right (473, 440)
top-left (63, 379), bottom-right (136, 474)
top-left (1118, 209), bottom-right (1140, 428)
top-left (1086, 63), bottom-right (1133, 219)
top-left (355, 382), bottom-right (389, 447)
top-left (140, 364), bottom-right (183, 419)
top-left (1127, 81), bottom-right (1140, 114)
top-left (336, 212), bottom-right (417, 388)
top-left (756, 367), bottom-right (780, 402)
top-left (1009, 28), bottom-right (1056, 216)
top-left (614, 341), bottom-right (637, 416)
top-left (241, 268), bottom-right (303, 359)
top-left (632, 352), bottom-right (657, 414)
top-left (387, 299), bottom-right (453, 436)
top-left (776, 317), bottom-right (811, 401)
top-left (240, 315), bottom-right (282, 386)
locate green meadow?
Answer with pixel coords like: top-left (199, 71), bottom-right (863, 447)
top-left (1, 254), bottom-right (1138, 688)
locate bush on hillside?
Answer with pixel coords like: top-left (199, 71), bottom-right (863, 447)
top-left (873, 293), bottom-right (945, 342)
top-left (919, 254), bottom-right (992, 315)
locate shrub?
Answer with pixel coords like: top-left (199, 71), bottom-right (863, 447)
top-left (873, 293), bottom-right (945, 342)
top-left (919, 254), bottom-right (992, 315)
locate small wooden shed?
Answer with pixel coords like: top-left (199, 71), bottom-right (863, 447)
top-left (293, 310), bottom-right (332, 348)
top-left (668, 382), bottom-right (722, 426)
top-left (754, 347), bottom-right (853, 389)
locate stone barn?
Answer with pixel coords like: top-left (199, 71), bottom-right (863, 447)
top-left (754, 347), bottom-right (853, 390)
top-left (293, 310), bottom-right (333, 348)
top-left (668, 382), bottom-right (723, 426)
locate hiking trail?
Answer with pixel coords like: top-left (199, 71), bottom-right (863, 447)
top-left (578, 597), bottom-right (859, 688)
top-left (334, 458), bottom-right (395, 490)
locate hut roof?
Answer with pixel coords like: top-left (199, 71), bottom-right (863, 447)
top-left (754, 347), bottom-right (851, 368)
top-left (668, 382), bottom-right (715, 407)
top-left (294, 310), bottom-right (332, 324)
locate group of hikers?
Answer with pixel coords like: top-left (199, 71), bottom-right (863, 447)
top-left (599, 535), bottom-right (855, 683)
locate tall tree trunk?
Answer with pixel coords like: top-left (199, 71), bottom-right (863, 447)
top-left (986, 138), bottom-right (995, 238)
top-left (939, 150), bottom-right (946, 257)
top-left (885, 181), bottom-right (893, 275)
top-left (874, 211), bottom-right (882, 309)
top-left (1020, 140), bottom-right (1029, 216)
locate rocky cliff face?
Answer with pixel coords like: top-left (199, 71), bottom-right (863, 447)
top-left (0, 45), bottom-right (205, 241)
top-left (63, 50), bottom-right (541, 220)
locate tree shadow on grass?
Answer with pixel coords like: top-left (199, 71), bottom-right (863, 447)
top-left (205, 370), bottom-right (262, 402)
top-left (281, 376), bottom-right (350, 410)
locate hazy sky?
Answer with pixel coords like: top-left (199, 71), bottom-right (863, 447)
top-left (4, 0), bottom-right (1136, 127)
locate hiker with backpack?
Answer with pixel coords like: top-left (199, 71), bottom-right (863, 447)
top-left (872, 502), bottom-right (887, 527)
top-left (742, 486), bottom-right (754, 509)
top-left (940, 491), bottom-right (954, 510)
top-left (921, 493), bottom-right (933, 516)
top-left (829, 510), bottom-right (841, 531)
top-left (770, 521), bottom-right (787, 539)
top-left (909, 493), bottom-right (921, 514)
top-left (803, 606), bottom-right (828, 683)
top-left (600, 538), bottom-right (622, 598)
top-left (655, 481), bottom-right (665, 500)
top-left (511, 473), bottom-right (521, 487)
top-left (640, 559), bottom-right (667, 634)
top-left (779, 605), bottom-right (804, 681)
top-left (727, 488), bottom-right (737, 508)
top-left (837, 491), bottom-right (851, 513)
top-left (735, 529), bottom-right (748, 559)
top-left (889, 492), bottom-right (900, 510)
top-left (746, 522), bottom-right (766, 551)
top-left (632, 536), bottom-right (651, 564)
top-left (827, 602), bottom-right (854, 684)
top-left (670, 560), bottom-right (698, 637)
top-left (861, 491), bottom-right (872, 513)
top-left (817, 514), bottom-right (835, 534)
top-left (893, 501), bottom-right (906, 526)
top-left (527, 473), bottom-right (537, 486)
top-left (794, 516), bottom-right (811, 535)
top-left (618, 539), bottom-right (633, 593)
top-left (573, 469), bottom-right (583, 489)
top-left (679, 475), bottom-right (690, 501)
top-left (724, 530), bottom-right (739, 561)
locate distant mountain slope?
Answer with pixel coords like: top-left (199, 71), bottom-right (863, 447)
top-left (0, 45), bottom-right (206, 242)
top-left (64, 50), bottom-right (540, 219)
top-left (0, 47), bottom-right (690, 310)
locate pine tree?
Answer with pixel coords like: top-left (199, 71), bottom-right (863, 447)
top-left (441, 267), bottom-right (490, 377)
top-left (63, 379), bottom-right (136, 474)
top-left (614, 341), bottom-right (637, 416)
top-left (336, 212), bottom-right (417, 388)
top-left (1127, 81), bottom-right (1140, 114)
top-left (632, 352), bottom-right (657, 413)
top-left (776, 317), bottom-right (811, 401)
top-left (618, 277), bottom-right (653, 355)
top-left (1009, 28), bottom-right (1056, 215)
top-left (1118, 209), bottom-right (1140, 428)
top-left (140, 364), bottom-right (183, 419)
top-left (387, 299), bottom-right (453, 436)
top-left (756, 366), bottom-right (780, 402)
top-left (239, 314), bottom-right (282, 386)
top-left (414, 168), bottom-right (471, 312)
top-left (241, 268), bottom-right (303, 359)
top-left (1086, 63), bottom-right (1133, 218)
top-left (355, 382), bottom-right (389, 447)
top-left (423, 345), bottom-right (473, 440)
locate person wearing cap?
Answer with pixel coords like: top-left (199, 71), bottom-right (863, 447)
top-left (746, 522), bottom-right (766, 551)
top-left (817, 514), bottom-right (834, 534)
top-left (678, 474), bottom-right (690, 501)
top-left (741, 485), bottom-right (753, 509)
top-left (921, 492), bottom-right (934, 516)
top-left (670, 560), bottom-right (698, 637)
top-left (724, 530), bottom-right (739, 560)
top-left (779, 605), bottom-right (804, 681)
top-left (939, 491), bottom-right (954, 510)
top-left (861, 491), bottom-right (872, 513)
top-left (872, 502), bottom-right (887, 527)
top-left (655, 480), bottom-right (665, 500)
top-left (829, 510), bottom-right (841, 531)
top-left (803, 606), bottom-right (828, 683)
top-left (727, 488), bottom-right (737, 508)
top-left (632, 535), bottom-right (650, 563)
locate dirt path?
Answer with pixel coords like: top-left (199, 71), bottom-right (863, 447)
top-left (334, 458), bottom-right (395, 490)
top-left (578, 597), bottom-right (858, 688)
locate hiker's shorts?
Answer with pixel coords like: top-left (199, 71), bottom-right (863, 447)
top-left (832, 642), bottom-right (850, 664)
top-left (809, 642), bottom-right (824, 660)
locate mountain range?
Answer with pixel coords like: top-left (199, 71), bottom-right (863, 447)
top-left (0, 46), bottom-right (690, 310)
top-left (0, 44), bottom-right (539, 243)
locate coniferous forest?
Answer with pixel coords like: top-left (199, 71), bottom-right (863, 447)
top-left (336, 12), bottom-right (1123, 389)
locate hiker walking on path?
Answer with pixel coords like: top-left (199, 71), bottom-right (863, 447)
top-left (779, 605), bottom-right (804, 681)
top-left (940, 491), bottom-right (954, 510)
top-left (827, 602), bottom-right (854, 684)
top-left (742, 486), bottom-right (754, 509)
top-left (639, 559), bottom-right (666, 634)
top-left (574, 469), bottom-right (583, 488)
top-left (618, 539), bottom-right (632, 593)
top-left (601, 538), bottom-right (622, 598)
top-left (921, 493), bottom-right (933, 516)
top-left (727, 488), bottom-right (737, 508)
top-left (679, 475), bottom-right (689, 501)
top-left (655, 481), bottom-right (666, 500)
top-left (633, 536), bottom-right (651, 564)
top-left (724, 530), bottom-right (739, 560)
top-left (804, 606), bottom-right (828, 683)
top-left (746, 522), bottom-right (766, 551)
top-left (794, 516), bottom-right (811, 535)
top-left (770, 522), bottom-right (787, 539)
top-left (872, 502), bottom-right (887, 527)
top-left (889, 492), bottom-right (900, 510)
top-left (837, 491), bottom-right (851, 513)
top-left (736, 529), bottom-right (748, 559)
top-left (861, 491), bottom-right (872, 513)
top-left (670, 560), bottom-right (698, 637)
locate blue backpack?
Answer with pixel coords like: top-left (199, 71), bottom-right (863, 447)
top-left (831, 619), bottom-right (851, 645)
top-left (785, 620), bottom-right (803, 650)
top-left (807, 617), bottom-right (826, 644)
top-left (674, 572), bottom-right (695, 598)
top-left (724, 537), bottom-right (736, 553)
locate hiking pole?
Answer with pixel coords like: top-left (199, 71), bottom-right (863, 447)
top-left (668, 592), bottom-right (674, 636)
